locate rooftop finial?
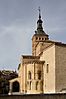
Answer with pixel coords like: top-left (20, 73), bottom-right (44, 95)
top-left (38, 6), bottom-right (41, 19)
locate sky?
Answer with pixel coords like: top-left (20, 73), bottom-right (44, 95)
top-left (0, 0), bottom-right (66, 70)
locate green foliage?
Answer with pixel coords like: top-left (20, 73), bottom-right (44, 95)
top-left (0, 70), bottom-right (18, 95)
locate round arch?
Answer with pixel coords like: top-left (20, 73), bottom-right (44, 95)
top-left (12, 81), bottom-right (20, 92)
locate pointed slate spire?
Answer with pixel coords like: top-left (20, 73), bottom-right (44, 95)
top-left (35, 7), bottom-right (48, 36)
top-left (37, 7), bottom-right (43, 33)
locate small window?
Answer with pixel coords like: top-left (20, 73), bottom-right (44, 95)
top-left (37, 70), bottom-right (41, 79)
top-left (36, 81), bottom-right (38, 90)
top-left (28, 71), bottom-right (31, 79)
top-left (40, 81), bottom-right (43, 90)
top-left (36, 37), bottom-right (38, 40)
top-left (42, 38), bottom-right (44, 40)
top-left (45, 38), bottom-right (47, 40)
top-left (39, 37), bottom-right (41, 40)
top-left (46, 64), bottom-right (49, 73)
top-left (30, 81), bottom-right (32, 90)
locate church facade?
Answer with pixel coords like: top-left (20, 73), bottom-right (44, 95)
top-left (9, 10), bottom-right (66, 94)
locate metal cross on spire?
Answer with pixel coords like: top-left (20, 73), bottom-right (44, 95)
top-left (38, 6), bottom-right (41, 19)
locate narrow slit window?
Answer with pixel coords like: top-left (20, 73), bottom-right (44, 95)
top-left (30, 81), bottom-right (32, 90)
top-left (28, 71), bottom-right (31, 79)
top-left (46, 64), bottom-right (49, 73)
top-left (37, 70), bottom-right (41, 80)
top-left (36, 81), bottom-right (38, 90)
top-left (39, 37), bottom-right (41, 40)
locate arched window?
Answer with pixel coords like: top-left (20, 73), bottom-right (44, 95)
top-left (28, 71), bottom-right (31, 79)
top-left (40, 81), bottom-right (43, 91)
top-left (12, 81), bottom-right (19, 92)
top-left (27, 81), bottom-right (32, 90)
top-left (39, 37), bottom-right (41, 40)
top-left (46, 64), bottom-right (49, 73)
top-left (36, 81), bottom-right (38, 90)
top-left (36, 37), bottom-right (38, 40)
top-left (37, 70), bottom-right (41, 80)
top-left (30, 81), bottom-right (32, 90)
top-left (42, 38), bottom-right (44, 40)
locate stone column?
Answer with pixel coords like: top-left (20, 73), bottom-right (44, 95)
top-left (9, 82), bottom-right (12, 95)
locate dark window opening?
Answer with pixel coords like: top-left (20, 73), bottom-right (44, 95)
top-left (42, 38), bottom-right (44, 40)
top-left (36, 37), bottom-right (38, 40)
top-left (30, 81), bottom-right (32, 90)
top-left (37, 71), bottom-right (41, 80)
top-left (36, 81), bottom-right (38, 90)
top-left (47, 64), bottom-right (49, 73)
top-left (45, 38), bottom-right (47, 40)
top-left (39, 38), bottom-right (41, 40)
top-left (28, 71), bottom-right (31, 79)
top-left (12, 81), bottom-right (19, 92)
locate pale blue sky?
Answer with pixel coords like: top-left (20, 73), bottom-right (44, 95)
top-left (0, 0), bottom-right (66, 70)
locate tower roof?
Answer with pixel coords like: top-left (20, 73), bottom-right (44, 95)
top-left (35, 7), bottom-right (48, 36)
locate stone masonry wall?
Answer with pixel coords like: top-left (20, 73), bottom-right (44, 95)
top-left (55, 45), bottom-right (66, 92)
top-left (40, 44), bottom-right (55, 93)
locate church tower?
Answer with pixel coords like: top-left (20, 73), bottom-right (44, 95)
top-left (32, 7), bottom-right (49, 56)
